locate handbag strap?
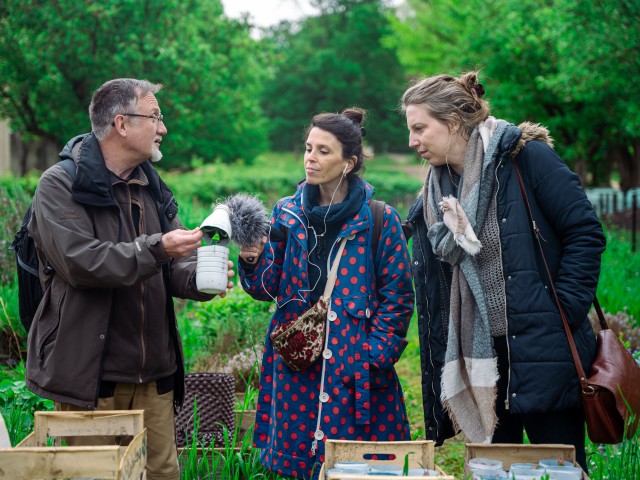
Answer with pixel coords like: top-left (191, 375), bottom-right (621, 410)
top-left (512, 159), bottom-right (607, 390)
top-left (323, 236), bottom-right (349, 298)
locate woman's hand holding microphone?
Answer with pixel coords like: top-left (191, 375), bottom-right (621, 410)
top-left (239, 236), bottom-right (267, 265)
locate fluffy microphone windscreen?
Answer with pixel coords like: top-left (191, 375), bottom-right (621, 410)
top-left (223, 193), bottom-right (269, 248)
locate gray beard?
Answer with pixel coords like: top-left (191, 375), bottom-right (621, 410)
top-left (151, 147), bottom-right (163, 163)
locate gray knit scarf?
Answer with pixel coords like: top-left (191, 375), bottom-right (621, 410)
top-left (424, 117), bottom-right (508, 443)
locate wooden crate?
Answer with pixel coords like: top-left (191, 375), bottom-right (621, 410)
top-left (319, 439), bottom-right (455, 479)
top-left (465, 443), bottom-right (590, 480)
top-left (0, 410), bottom-right (146, 480)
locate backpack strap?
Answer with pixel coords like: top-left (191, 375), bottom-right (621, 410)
top-left (370, 199), bottom-right (385, 258)
top-left (273, 199), bottom-right (409, 258)
top-left (58, 158), bottom-right (77, 180)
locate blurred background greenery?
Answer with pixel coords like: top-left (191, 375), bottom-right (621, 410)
top-left (1, 1), bottom-right (639, 477)
top-left (1, 0), bottom-right (639, 190)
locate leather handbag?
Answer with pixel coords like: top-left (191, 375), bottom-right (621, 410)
top-left (270, 236), bottom-right (348, 372)
top-left (513, 160), bottom-right (640, 443)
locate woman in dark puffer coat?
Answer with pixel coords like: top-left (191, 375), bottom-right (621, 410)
top-left (402, 71), bottom-right (605, 471)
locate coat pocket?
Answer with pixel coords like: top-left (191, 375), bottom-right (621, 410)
top-left (340, 296), bottom-right (393, 391)
top-left (35, 275), bottom-right (65, 359)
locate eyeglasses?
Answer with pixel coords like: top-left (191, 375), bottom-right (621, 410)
top-left (123, 112), bottom-right (164, 123)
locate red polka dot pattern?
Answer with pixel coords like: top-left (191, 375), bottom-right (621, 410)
top-left (239, 182), bottom-right (414, 479)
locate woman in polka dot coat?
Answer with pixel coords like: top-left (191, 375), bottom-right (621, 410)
top-left (239, 108), bottom-right (414, 479)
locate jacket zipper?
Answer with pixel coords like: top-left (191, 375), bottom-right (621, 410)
top-left (131, 193), bottom-right (146, 383)
top-left (494, 157), bottom-right (511, 410)
top-left (139, 281), bottom-right (146, 383)
top-left (415, 225), bottom-right (442, 437)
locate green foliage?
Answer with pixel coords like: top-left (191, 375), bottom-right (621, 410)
top-left (261, 0), bottom-right (409, 153)
top-left (0, 0), bottom-right (268, 171)
top-left (587, 424), bottom-right (640, 479)
top-left (177, 287), bottom-right (273, 376)
top-left (597, 227), bottom-right (640, 323)
top-left (0, 174), bottom-right (38, 285)
top-left (163, 151), bottom-right (423, 218)
top-left (0, 175), bottom-right (37, 355)
top-left (388, 0), bottom-right (640, 189)
top-left (178, 397), bottom-right (286, 480)
top-left (0, 362), bottom-right (53, 446)
top-left (542, 0), bottom-right (640, 190)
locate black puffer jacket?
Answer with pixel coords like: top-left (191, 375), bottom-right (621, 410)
top-left (407, 122), bottom-right (605, 444)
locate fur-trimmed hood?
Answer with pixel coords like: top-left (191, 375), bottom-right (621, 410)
top-left (512, 121), bottom-right (554, 158)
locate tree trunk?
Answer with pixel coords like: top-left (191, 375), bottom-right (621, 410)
top-left (614, 140), bottom-right (640, 192)
top-left (573, 157), bottom-right (588, 187)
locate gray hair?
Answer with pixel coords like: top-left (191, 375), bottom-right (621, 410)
top-left (89, 79), bottom-right (162, 140)
top-left (401, 71), bottom-right (490, 140)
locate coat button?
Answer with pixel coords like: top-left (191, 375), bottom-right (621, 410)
top-left (414, 261), bottom-right (419, 265)
top-left (99, 334), bottom-right (105, 340)
top-left (512, 393), bottom-right (517, 397)
top-left (507, 275), bottom-right (512, 280)
top-left (314, 430), bottom-right (324, 440)
top-left (365, 308), bottom-right (371, 318)
top-left (320, 392), bottom-right (329, 402)
top-left (502, 218), bottom-right (507, 223)
top-left (328, 311), bottom-right (337, 321)
top-left (322, 349), bottom-right (332, 359)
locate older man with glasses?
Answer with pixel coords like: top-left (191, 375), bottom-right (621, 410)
top-left (25, 78), bottom-right (234, 480)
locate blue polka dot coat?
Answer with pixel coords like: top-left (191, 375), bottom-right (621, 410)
top-left (239, 180), bottom-right (414, 479)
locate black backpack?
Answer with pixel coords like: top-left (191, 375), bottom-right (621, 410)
top-left (9, 159), bottom-right (76, 332)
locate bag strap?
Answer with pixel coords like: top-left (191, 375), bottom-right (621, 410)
top-left (371, 199), bottom-right (385, 258)
top-left (323, 236), bottom-right (349, 298)
top-left (59, 158), bottom-right (77, 180)
top-left (512, 159), bottom-right (606, 390)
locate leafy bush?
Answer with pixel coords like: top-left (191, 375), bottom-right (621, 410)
top-left (0, 362), bottom-right (53, 446)
top-left (0, 175), bottom-right (36, 357)
top-left (0, 174), bottom-right (37, 285)
top-left (177, 288), bottom-right (273, 386)
top-left (597, 226), bottom-right (640, 324)
top-left (163, 152), bottom-right (423, 219)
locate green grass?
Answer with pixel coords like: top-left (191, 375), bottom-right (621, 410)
top-left (597, 226), bottom-right (640, 323)
top-left (587, 429), bottom-right (640, 479)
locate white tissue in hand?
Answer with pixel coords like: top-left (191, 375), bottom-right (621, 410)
top-left (439, 195), bottom-right (482, 255)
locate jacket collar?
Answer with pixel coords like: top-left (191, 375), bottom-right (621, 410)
top-left (278, 178), bottom-right (376, 235)
top-left (60, 132), bottom-right (164, 208)
top-left (500, 121), bottom-right (555, 159)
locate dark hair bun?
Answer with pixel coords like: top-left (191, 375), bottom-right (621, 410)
top-left (341, 107), bottom-right (366, 127)
top-left (459, 71), bottom-right (486, 98)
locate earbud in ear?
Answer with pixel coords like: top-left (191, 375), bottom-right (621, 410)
top-left (343, 163), bottom-right (349, 175)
